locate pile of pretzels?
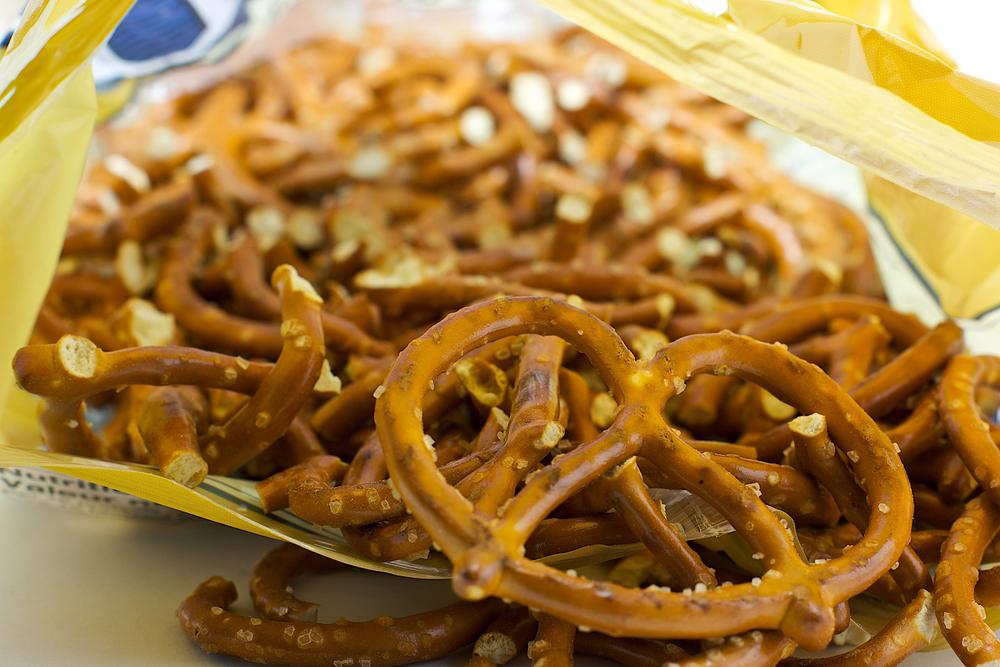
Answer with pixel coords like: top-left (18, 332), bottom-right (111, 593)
top-left (12, 26), bottom-right (1000, 667)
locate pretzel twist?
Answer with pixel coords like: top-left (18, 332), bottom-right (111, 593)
top-left (375, 296), bottom-right (912, 650)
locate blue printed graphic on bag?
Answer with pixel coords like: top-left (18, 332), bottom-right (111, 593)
top-left (92, 0), bottom-right (250, 88)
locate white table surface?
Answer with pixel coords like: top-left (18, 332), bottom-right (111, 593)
top-left (0, 492), bottom-right (963, 666)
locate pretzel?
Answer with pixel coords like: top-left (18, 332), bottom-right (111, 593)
top-left (572, 634), bottom-right (690, 667)
top-left (470, 605), bottom-right (537, 667)
top-left (825, 316), bottom-right (890, 390)
top-left (501, 261), bottom-right (707, 314)
top-left (558, 368), bottom-right (599, 443)
top-left (454, 355), bottom-right (509, 409)
top-left (783, 589), bottom-right (935, 666)
top-left (178, 546), bottom-right (502, 667)
top-left (790, 414), bottom-right (929, 601)
top-left (156, 209), bottom-right (290, 358)
top-left (64, 176), bottom-right (196, 255)
top-left (605, 458), bottom-right (717, 587)
top-left (375, 296), bottom-right (912, 649)
top-left (256, 455), bottom-right (348, 513)
top-left (325, 343), bottom-right (527, 561)
top-left (939, 355), bottom-right (1000, 505)
top-left (886, 391), bottom-right (943, 464)
top-left (200, 265), bottom-right (327, 475)
top-left (523, 515), bottom-right (638, 559)
top-left (740, 319), bottom-right (963, 459)
top-left (527, 613), bottom-right (575, 667)
top-left (136, 386), bottom-right (209, 487)
top-left (909, 447), bottom-right (978, 505)
top-left (310, 359), bottom-right (391, 447)
top-left (673, 375), bottom-right (736, 430)
top-left (738, 295), bottom-right (928, 346)
top-left (934, 495), bottom-right (1000, 665)
top-left (286, 444), bottom-right (497, 527)
top-left (14, 337), bottom-right (270, 455)
top-left (26, 26), bottom-right (997, 665)
top-left (357, 271), bottom-right (679, 329)
top-left (211, 233), bottom-right (393, 357)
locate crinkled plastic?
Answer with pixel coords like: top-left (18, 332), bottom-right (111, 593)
top-left (538, 0), bottom-right (1000, 335)
top-left (1, 0), bottom-right (999, 579)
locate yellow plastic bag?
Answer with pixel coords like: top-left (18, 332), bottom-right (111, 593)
top-left (1, 0), bottom-right (998, 576)
top-left (538, 0), bottom-right (1000, 339)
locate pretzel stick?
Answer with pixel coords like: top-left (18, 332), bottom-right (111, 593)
top-left (528, 613), bottom-right (575, 667)
top-left (455, 355), bottom-right (509, 409)
top-left (640, 453), bottom-right (839, 528)
top-left (687, 440), bottom-right (757, 458)
top-left (201, 266), bottom-right (326, 475)
top-left (274, 416), bottom-right (328, 466)
top-left (782, 589), bottom-right (935, 666)
top-left (470, 605), bottom-right (537, 667)
top-left (558, 368), bottom-right (599, 443)
top-left (572, 633), bottom-right (688, 667)
top-left (939, 355), bottom-right (1000, 505)
top-left (178, 575), bottom-right (501, 667)
top-left (673, 631), bottom-right (796, 666)
top-left (826, 317), bottom-right (889, 390)
top-left (136, 386), bottom-right (209, 487)
top-left (742, 320), bottom-right (963, 458)
top-left (256, 456), bottom-right (348, 513)
top-left (216, 233), bottom-right (392, 356)
top-left (666, 297), bottom-right (783, 342)
top-left (934, 495), bottom-right (1000, 665)
top-left (376, 297), bottom-right (911, 649)
top-left (740, 204), bottom-right (805, 291)
top-left (886, 392), bottom-right (942, 464)
top-left (32, 306), bottom-right (116, 350)
top-left (739, 296), bottom-right (928, 347)
top-left (674, 374), bottom-right (736, 429)
top-left (849, 320), bottom-right (963, 419)
top-left (187, 83), bottom-right (285, 208)
top-left (310, 359), bottom-right (391, 445)
top-left (503, 261), bottom-right (704, 313)
top-left (974, 567), bottom-right (1000, 608)
top-left (524, 515), bottom-right (638, 559)
top-left (156, 209), bottom-right (290, 357)
top-left (607, 457), bottom-right (717, 587)
top-left (14, 337), bottom-right (273, 455)
top-left (935, 449), bottom-right (979, 505)
top-left (63, 177), bottom-right (196, 254)
top-left (913, 485), bottom-right (963, 529)
top-left (467, 335), bottom-right (566, 514)
top-left (250, 543), bottom-right (335, 621)
top-left (790, 414), bottom-right (930, 600)
top-left (288, 445), bottom-right (497, 527)
top-left (333, 342), bottom-right (527, 560)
